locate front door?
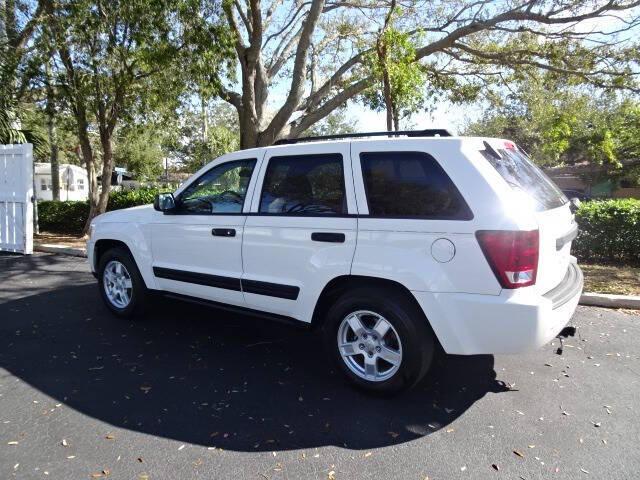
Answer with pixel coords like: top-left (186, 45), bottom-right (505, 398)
top-left (150, 156), bottom-right (259, 307)
top-left (242, 143), bottom-right (357, 322)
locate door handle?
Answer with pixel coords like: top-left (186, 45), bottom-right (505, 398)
top-left (212, 228), bottom-right (236, 237)
top-left (311, 232), bottom-right (345, 243)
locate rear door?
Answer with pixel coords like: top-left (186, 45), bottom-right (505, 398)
top-left (481, 141), bottom-right (575, 293)
top-left (241, 142), bottom-right (357, 321)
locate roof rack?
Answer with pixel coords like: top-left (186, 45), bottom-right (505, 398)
top-left (273, 129), bottom-right (452, 145)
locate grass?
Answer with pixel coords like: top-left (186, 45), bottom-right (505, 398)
top-left (581, 263), bottom-right (640, 296)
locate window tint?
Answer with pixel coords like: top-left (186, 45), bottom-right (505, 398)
top-left (480, 145), bottom-right (567, 211)
top-left (178, 159), bottom-right (256, 214)
top-left (360, 151), bottom-right (472, 219)
top-left (259, 154), bottom-right (346, 215)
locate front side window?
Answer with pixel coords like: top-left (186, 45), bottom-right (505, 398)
top-left (40, 178), bottom-right (47, 191)
top-left (178, 159), bottom-right (256, 214)
top-left (360, 151), bottom-right (472, 219)
top-left (259, 154), bottom-right (346, 215)
top-left (77, 178), bottom-right (85, 191)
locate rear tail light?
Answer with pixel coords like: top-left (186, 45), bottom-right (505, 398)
top-left (475, 230), bottom-right (539, 288)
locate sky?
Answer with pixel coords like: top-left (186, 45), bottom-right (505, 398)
top-left (344, 99), bottom-right (479, 135)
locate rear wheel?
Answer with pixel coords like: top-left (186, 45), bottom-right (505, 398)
top-left (97, 247), bottom-right (149, 318)
top-left (323, 287), bottom-right (435, 394)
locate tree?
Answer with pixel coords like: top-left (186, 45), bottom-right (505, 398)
top-left (464, 71), bottom-right (640, 182)
top-left (208, 0), bottom-right (640, 148)
top-left (166, 102), bottom-right (240, 172)
top-left (42, 0), bottom-right (230, 233)
top-left (0, 0), bottom-right (46, 146)
top-left (303, 108), bottom-right (357, 137)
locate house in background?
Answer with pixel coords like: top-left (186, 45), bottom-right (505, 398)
top-left (34, 163), bottom-right (89, 201)
top-left (545, 159), bottom-right (640, 199)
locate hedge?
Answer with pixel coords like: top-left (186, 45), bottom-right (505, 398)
top-left (38, 192), bottom-right (640, 265)
top-left (38, 188), bottom-right (162, 234)
top-left (573, 198), bottom-right (640, 266)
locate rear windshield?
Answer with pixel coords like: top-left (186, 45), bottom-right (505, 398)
top-left (480, 144), bottom-right (567, 211)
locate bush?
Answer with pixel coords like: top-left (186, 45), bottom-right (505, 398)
top-left (573, 199), bottom-right (640, 265)
top-left (38, 187), bottom-right (162, 235)
top-left (38, 200), bottom-right (90, 234)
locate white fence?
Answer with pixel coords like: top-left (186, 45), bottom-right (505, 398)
top-left (0, 144), bottom-right (33, 254)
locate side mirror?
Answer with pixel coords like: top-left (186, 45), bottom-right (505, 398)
top-left (154, 192), bottom-right (176, 213)
top-left (569, 197), bottom-right (581, 214)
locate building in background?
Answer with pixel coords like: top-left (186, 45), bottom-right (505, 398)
top-left (34, 163), bottom-right (89, 201)
top-left (545, 159), bottom-right (640, 200)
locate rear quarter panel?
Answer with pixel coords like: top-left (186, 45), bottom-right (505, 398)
top-left (350, 138), bottom-right (537, 295)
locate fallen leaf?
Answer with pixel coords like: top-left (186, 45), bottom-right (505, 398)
top-left (105, 434), bottom-right (115, 440)
top-left (528, 445), bottom-right (535, 449)
top-left (593, 422), bottom-right (601, 427)
top-left (61, 439), bottom-right (68, 447)
top-left (388, 431), bottom-right (399, 438)
top-left (137, 457), bottom-right (143, 463)
top-left (364, 452), bottom-right (372, 457)
top-left (7, 441), bottom-right (18, 445)
top-left (513, 450), bottom-right (525, 458)
top-left (446, 428), bottom-right (454, 433)
top-left (461, 466), bottom-right (467, 471)
top-left (178, 444), bottom-right (185, 450)
top-left (492, 464), bottom-right (500, 471)
top-left (581, 468), bottom-right (590, 474)
top-left (328, 470), bottom-right (336, 480)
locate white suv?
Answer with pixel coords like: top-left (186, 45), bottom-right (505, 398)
top-left (88, 130), bottom-right (583, 394)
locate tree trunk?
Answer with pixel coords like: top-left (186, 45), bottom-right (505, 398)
top-left (76, 116), bottom-right (97, 235)
top-left (45, 60), bottom-right (60, 200)
top-left (392, 106), bottom-right (400, 131)
top-left (96, 132), bottom-right (115, 215)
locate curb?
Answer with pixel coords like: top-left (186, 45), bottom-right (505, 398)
top-left (579, 293), bottom-right (640, 310)
top-left (35, 244), bottom-right (87, 258)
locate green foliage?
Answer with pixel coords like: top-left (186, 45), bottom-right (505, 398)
top-left (38, 188), bottom-right (163, 234)
top-left (573, 199), bottom-right (640, 266)
top-left (362, 22), bottom-right (426, 126)
top-left (114, 127), bottom-right (165, 180)
top-left (107, 188), bottom-right (163, 211)
top-left (37, 200), bottom-right (91, 234)
top-left (465, 73), bottom-right (640, 181)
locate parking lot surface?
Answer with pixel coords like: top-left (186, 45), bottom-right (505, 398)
top-left (1, 253), bottom-right (639, 479)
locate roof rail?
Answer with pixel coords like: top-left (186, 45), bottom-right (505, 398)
top-left (273, 129), bottom-right (452, 145)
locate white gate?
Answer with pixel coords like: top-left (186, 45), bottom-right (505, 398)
top-left (0, 144), bottom-right (33, 254)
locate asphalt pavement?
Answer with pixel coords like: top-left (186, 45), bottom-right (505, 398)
top-left (1, 252), bottom-right (638, 480)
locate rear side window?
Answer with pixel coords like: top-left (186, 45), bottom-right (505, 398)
top-left (259, 154), bottom-right (346, 215)
top-left (360, 151), bottom-right (472, 219)
top-left (480, 144), bottom-right (567, 211)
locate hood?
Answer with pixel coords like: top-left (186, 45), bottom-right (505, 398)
top-left (93, 204), bottom-right (155, 224)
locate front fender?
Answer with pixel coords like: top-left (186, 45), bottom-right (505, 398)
top-left (90, 222), bottom-right (157, 290)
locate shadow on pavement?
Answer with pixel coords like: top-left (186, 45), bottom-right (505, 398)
top-left (0, 280), bottom-right (510, 451)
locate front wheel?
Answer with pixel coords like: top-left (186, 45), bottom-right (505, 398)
top-left (323, 287), bottom-right (435, 394)
top-left (97, 247), bottom-right (149, 318)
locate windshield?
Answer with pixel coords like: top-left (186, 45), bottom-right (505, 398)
top-left (480, 144), bottom-right (567, 211)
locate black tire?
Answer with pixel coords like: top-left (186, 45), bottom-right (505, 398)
top-left (97, 247), bottom-right (150, 319)
top-left (322, 286), bottom-right (435, 395)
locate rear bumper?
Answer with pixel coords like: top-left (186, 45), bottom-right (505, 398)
top-left (412, 260), bottom-right (583, 355)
